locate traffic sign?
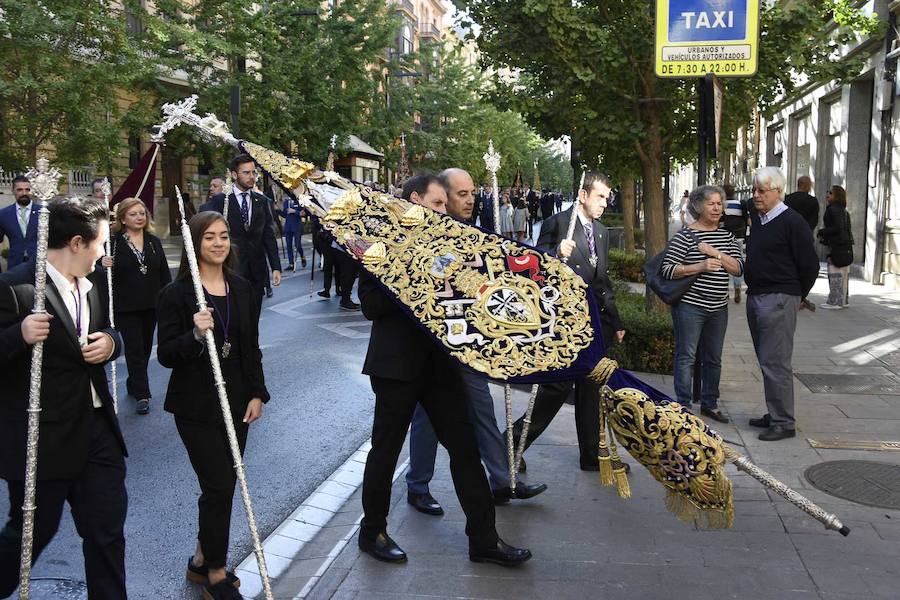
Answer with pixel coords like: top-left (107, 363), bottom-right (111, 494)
top-left (655, 0), bottom-right (759, 78)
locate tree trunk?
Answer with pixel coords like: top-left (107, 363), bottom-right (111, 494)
top-left (639, 115), bottom-right (668, 313)
top-left (621, 174), bottom-right (636, 253)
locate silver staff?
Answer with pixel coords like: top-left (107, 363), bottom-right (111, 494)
top-left (483, 142), bottom-right (538, 494)
top-left (101, 178), bottom-right (118, 414)
top-left (222, 171), bottom-right (233, 223)
top-left (19, 157), bottom-right (60, 600)
top-left (724, 446), bottom-right (850, 536)
top-left (483, 143), bottom-right (518, 492)
top-left (175, 187), bottom-right (275, 600)
top-left (561, 168), bottom-right (587, 265)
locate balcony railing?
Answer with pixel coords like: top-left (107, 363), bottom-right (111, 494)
top-left (420, 23), bottom-right (441, 39)
top-left (394, 0), bottom-right (415, 17)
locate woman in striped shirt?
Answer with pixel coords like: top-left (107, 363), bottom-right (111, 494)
top-left (662, 184), bottom-right (744, 423)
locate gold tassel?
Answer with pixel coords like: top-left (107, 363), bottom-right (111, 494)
top-left (597, 393), bottom-right (614, 486)
top-left (664, 489), bottom-right (734, 529)
top-left (600, 386), bottom-right (631, 499)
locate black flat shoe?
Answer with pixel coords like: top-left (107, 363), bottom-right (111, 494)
top-left (407, 492), bottom-right (443, 516)
top-left (317, 290), bottom-right (331, 299)
top-left (186, 557), bottom-right (240, 588)
top-left (136, 399), bottom-right (150, 415)
top-left (749, 414), bottom-right (771, 428)
top-left (700, 407), bottom-right (729, 423)
top-left (469, 539), bottom-right (532, 567)
top-left (758, 425), bottom-right (796, 441)
top-left (359, 532), bottom-right (407, 563)
top-left (202, 579), bottom-right (243, 600)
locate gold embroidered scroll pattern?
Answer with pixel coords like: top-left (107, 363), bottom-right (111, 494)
top-left (606, 387), bottom-right (734, 528)
top-left (322, 193), bottom-right (594, 380)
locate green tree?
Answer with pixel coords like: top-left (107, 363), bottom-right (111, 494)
top-left (456, 0), bottom-right (882, 307)
top-left (0, 0), bottom-right (156, 170)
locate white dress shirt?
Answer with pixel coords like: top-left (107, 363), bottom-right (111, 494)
top-left (759, 200), bottom-right (789, 225)
top-left (46, 263), bottom-right (102, 408)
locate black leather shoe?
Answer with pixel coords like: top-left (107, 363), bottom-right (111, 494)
top-left (340, 300), bottom-right (361, 311)
top-left (701, 407), bottom-right (729, 423)
top-left (358, 532), bottom-right (407, 563)
top-left (469, 539), bottom-right (532, 567)
top-left (493, 481), bottom-right (548, 504)
top-left (407, 492), bottom-right (443, 516)
top-left (317, 290), bottom-right (330, 299)
top-left (758, 425), bottom-right (796, 441)
top-left (749, 414), bottom-right (771, 428)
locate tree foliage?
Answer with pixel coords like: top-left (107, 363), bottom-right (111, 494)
top-left (0, 0), bottom-right (156, 170)
top-left (455, 0), bottom-right (883, 308)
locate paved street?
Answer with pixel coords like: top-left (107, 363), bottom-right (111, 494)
top-left (6, 229), bottom-right (900, 599)
top-left (275, 273), bottom-right (900, 600)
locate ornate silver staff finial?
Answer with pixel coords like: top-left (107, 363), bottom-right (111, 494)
top-left (151, 95), bottom-right (239, 147)
top-left (100, 177), bottom-right (112, 201)
top-left (18, 157), bottom-right (60, 599)
top-left (150, 95), bottom-right (199, 143)
top-left (222, 171), bottom-right (234, 222)
top-left (483, 140), bottom-right (501, 175)
top-left (174, 186), bottom-right (275, 600)
top-left (25, 157), bottom-right (61, 202)
top-left (330, 134), bottom-right (338, 150)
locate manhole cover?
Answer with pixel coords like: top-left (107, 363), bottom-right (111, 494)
top-left (27, 579), bottom-right (87, 599)
top-left (805, 460), bottom-right (900, 509)
top-left (795, 373), bottom-right (900, 396)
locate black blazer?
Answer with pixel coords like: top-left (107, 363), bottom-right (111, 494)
top-left (0, 261), bottom-right (125, 481)
top-left (157, 273), bottom-right (270, 423)
top-left (359, 272), bottom-right (445, 382)
top-left (109, 232), bottom-right (172, 312)
top-left (201, 191), bottom-right (282, 287)
top-left (538, 209), bottom-right (623, 333)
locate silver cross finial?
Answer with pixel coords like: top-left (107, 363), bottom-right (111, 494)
top-left (25, 157), bottom-right (61, 202)
top-left (100, 177), bottom-right (112, 201)
top-left (483, 140), bottom-right (501, 174)
top-left (330, 134), bottom-right (338, 150)
top-left (151, 95), bottom-right (199, 142)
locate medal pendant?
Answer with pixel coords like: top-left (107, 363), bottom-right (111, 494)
top-left (139, 264), bottom-right (148, 275)
top-left (221, 341), bottom-right (231, 359)
top-left (589, 256), bottom-right (598, 267)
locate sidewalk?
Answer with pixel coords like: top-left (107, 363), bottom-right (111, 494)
top-left (263, 274), bottom-right (900, 600)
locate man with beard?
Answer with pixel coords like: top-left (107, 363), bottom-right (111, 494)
top-left (0, 177), bottom-right (41, 270)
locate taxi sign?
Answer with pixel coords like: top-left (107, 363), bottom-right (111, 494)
top-left (656, 0), bottom-right (759, 78)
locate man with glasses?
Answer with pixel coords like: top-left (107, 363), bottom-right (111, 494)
top-left (745, 167), bottom-right (819, 441)
top-left (203, 154), bottom-right (282, 318)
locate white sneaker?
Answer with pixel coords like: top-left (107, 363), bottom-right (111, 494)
top-left (820, 303), bottom-right (845, 310)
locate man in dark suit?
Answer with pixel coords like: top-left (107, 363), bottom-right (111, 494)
top-left (0, 176), bottom-right (40, 270)
top-left (0, 196), bottom-right (127, 599)
top-left (783, 175), bottom-right (819, 231)
top-left (476, 185), bottom-right (495, 232)
top-left (357, 173), bottom-right (530, 568)
top-left (200, 154), bottom-right (282, 317)
top-left (540, 189), bottom-right (555, 221)
top-left (512, 171), bottom-right (626, 471)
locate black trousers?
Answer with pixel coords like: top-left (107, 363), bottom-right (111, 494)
top-left (512, 323), bottom-right (613, 467)
top-left (116, 309), bottom-right (157, 400)
top-left (512, 378), bottom-right (601, 468)
top-left (175, 417), bottom-right (248, 569)
top-left (0, 410), bottom-right (127, 600)
top-left (334, 251), bottom-right (358, 303)
top-left (361, 357), bottom-right (499, 549)
top-left (321, 246), bottom-right (339, 294)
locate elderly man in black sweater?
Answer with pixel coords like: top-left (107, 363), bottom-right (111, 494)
top-left (745, 167), bottom-right (820, 441)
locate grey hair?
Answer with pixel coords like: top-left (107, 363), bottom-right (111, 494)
top-left (687, 184), bottom-right (725, 219)
top-left (753, 167), bottom-right (786, 199)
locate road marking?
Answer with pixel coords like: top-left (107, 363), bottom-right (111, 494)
top-left (316, 321), bottom-right (371, 339)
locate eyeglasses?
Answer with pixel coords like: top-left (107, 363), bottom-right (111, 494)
top-left (751, 187), bottom-right (779, 194)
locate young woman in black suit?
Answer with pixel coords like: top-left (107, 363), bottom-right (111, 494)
top-left (157, 211), bottom-right (269, 600)
top-left (101, 198), bottom-right (171, 414)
